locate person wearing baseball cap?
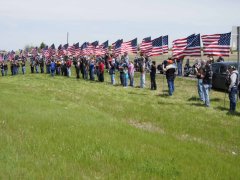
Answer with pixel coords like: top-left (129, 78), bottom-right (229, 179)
top-left (227, 65), bottom-right (239, 113)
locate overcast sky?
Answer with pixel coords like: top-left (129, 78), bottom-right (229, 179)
top-left (0, 0), bottom-right (239, 51)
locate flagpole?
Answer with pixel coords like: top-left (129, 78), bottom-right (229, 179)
top-left (67, 32), bottom-right (69, 44)
top-left (237, 27), bottom-right (240, 101)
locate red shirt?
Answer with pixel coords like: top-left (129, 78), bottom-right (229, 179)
top-left (99, 62), bottom-right (104, 73)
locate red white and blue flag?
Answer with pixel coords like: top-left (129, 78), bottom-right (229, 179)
top-left (112, 39), bottom-right (123, 55)
top-left (172, 34), bottom-right (201, 58)
top-left (95, 40), bottom-right (108, 56)
top-left (121, 38), bottom-right (137, 54)
top-left (140, 37), bottom-right (152, 54)
top-left (201, 32), bottom-right (231, 57)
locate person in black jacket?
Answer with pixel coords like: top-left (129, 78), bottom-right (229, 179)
top-left (164, 58), bottom-right (177, 96)
top-left (150, 61), bottom-right (157, 90)
top-left (202, 60), bottom-right (213, 107)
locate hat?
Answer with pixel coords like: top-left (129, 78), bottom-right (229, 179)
top-left (228, 65), bottom-right (236, 70)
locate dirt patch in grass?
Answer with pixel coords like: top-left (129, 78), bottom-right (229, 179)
top-left (128, 120), bottom-right (165, 134)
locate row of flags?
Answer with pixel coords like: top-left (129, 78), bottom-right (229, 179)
top-left (172, 32), bottom-right (231, 58)
top-left (1, 32), bottom-right (231, 61)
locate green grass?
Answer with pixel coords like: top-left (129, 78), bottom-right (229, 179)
top-left (0, 69), bottom-right (240, 179)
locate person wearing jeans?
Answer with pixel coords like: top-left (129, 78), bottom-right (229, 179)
top-left (227, 65), bottom-right (238, 112)
top-left (164, 59), bottom-right (176, 96)
top-left (202, 60), bottom-right (213, 107)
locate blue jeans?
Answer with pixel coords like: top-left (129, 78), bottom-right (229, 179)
top-left (203, 84), bottom-right (210, 107)
top-left (197, 79), bottom-right (205, 101)
top-left (35, 65), bottom-right (39, 73)
top-left (1, 69), bottom-right (4, 76)
top-left (110, 74), bottom-right (115, 85)
top-left (22, 66), bottom-right (26, 74)
top-left (177, 62), bottom-right (182, 76)
top-left (140, 73), bottom-right (145, 88)
top-left (51, 69), bottom-right (55, 77)
top-left (124, 75), bottom-right (128, 87)
top-left (167, 79), bottom-right (174, 96)
top-left (129, 73), bottom-right (134, 87)
top-left (90, 70), bottom-right (95, 81)
top-left (229, 87), bottom-right (237, 112)
top-left (67, 68), bottom-right (71, 77)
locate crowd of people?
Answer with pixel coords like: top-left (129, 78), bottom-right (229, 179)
top-left (0, 52), bottom-right (239, 113)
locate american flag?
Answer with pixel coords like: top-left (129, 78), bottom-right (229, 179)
top-left (95, 40), bottom-right (108, 56)
top-left (121, 38), bottom-right (137, 54)
top-left (202, 32), bottom-right (231, 57)
top-left (172, 34), bottom-right (201, 58)
top-left (57, 44), bottom-right (63, 57)
top-left (63, 44), bottom-right (69, 56)
top-left (81, 42), bottom-right (88, 56)
top-left (112, 39), bottom-right (123, 55)
top-left (162, 35), bottom-right (168, 54)
top-left (67, 44), bottom-right (76, 56)
top-left (31, 47), bottom-right (38, 57)
top-left (87, 41), bottom-right (99, 55)
top-left (149, 36), bottom-right (163, 57)
top-left (42, 46), bottom-right (50, 58)
top-left (74, 42), bottom-right (81, 57)
top-left (140, 37), bottom-right (152, 54)
top-left (48, 44), bottom-right (56, 57)
top-left (8, 50), bottom-right (15, 61)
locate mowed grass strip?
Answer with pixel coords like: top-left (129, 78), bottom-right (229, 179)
top-left (0, 71), bottom-right (240, 179)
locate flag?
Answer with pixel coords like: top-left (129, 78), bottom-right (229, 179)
top-left (74, 42), bottom-right (81, 57)
top-left (42, 46), bottom-right (50, 58)
top-left (57, 44), bottom-right (63, 57)
top-left (63, 43), bottom-right (69, 56)
top-left (162, 35), bottom-right (168, 54)
top-left (86, 41), bottom-right (99, 55)
top-left (95, 40), bottom-right (108, 56)
top-left (67, 44), bottom-right (76, 56)
top-left (48, 44), bottom-right (56, 57)
top-left (202, 32), bottom-right (231, 57)
top-left (81, 42), bottom-right (88, 56)
top-left (149, 37), bottom-right (163, 57)
top-left (172, 34), bottom-right (201, 58)
top-left (113, 39), bottom-right (123, 55)
top-left (31, 47), bottom-right (38, 57)
top-left (140, 37), bottom-right (152, 54)
top-left (121, 38), bottom-right (138, 54)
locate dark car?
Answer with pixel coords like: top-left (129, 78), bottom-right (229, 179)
top-left (212, 61), bottom-right (239, 90)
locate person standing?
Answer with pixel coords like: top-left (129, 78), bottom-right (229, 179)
top-left (89, 60), bottom-right (95, 81)
top-left (128, 61), bottom-right (134, 87)
top-left (139, 53), bottom-right (146, 88)
top-left (0, 62), bottom-right (4, 76)
top-left (195, 60), bottom-right (205, 101)
top-left (123, 65), bottom-right (129, 87)
top-left (21, 60), bottom-right (26, 74)
top-left (99, 61), bottom-right (104, 82)
top-left (164, 58), bottom-right (176, 96)
top-left (176, 57), bottom-right (183, 76)
top-left (50, 59), bottom-right (56, 77)
top-left (109, 59), bottom-right (116, 85)
top-left (150, 61), bottom-right (157, 90)
top-left (227, 65), bottom-right (238, 113)
top-left (202, 60), bottom-right (213, 107)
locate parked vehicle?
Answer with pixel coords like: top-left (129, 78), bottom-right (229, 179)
top-left (212, 61), bottom-right (239, 90)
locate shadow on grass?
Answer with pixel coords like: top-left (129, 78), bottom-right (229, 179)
top-left (188, 96), bottom-right (199, 101)
top-left (215, 106), bottom-right (240, 116)
top-left (157, 101), bottom-right (175, 105)
top-left (211, 98), bottom-right (222, 102)
top-left (189, 102), bottom-right (205, 107)
top-left (128, 91), bottom-right (148, 96)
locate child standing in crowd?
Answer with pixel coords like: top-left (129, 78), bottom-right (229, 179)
top-left (128, 61), bottom-right (134, 87)
top-left (123, 65), bottom-right (129, 87)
